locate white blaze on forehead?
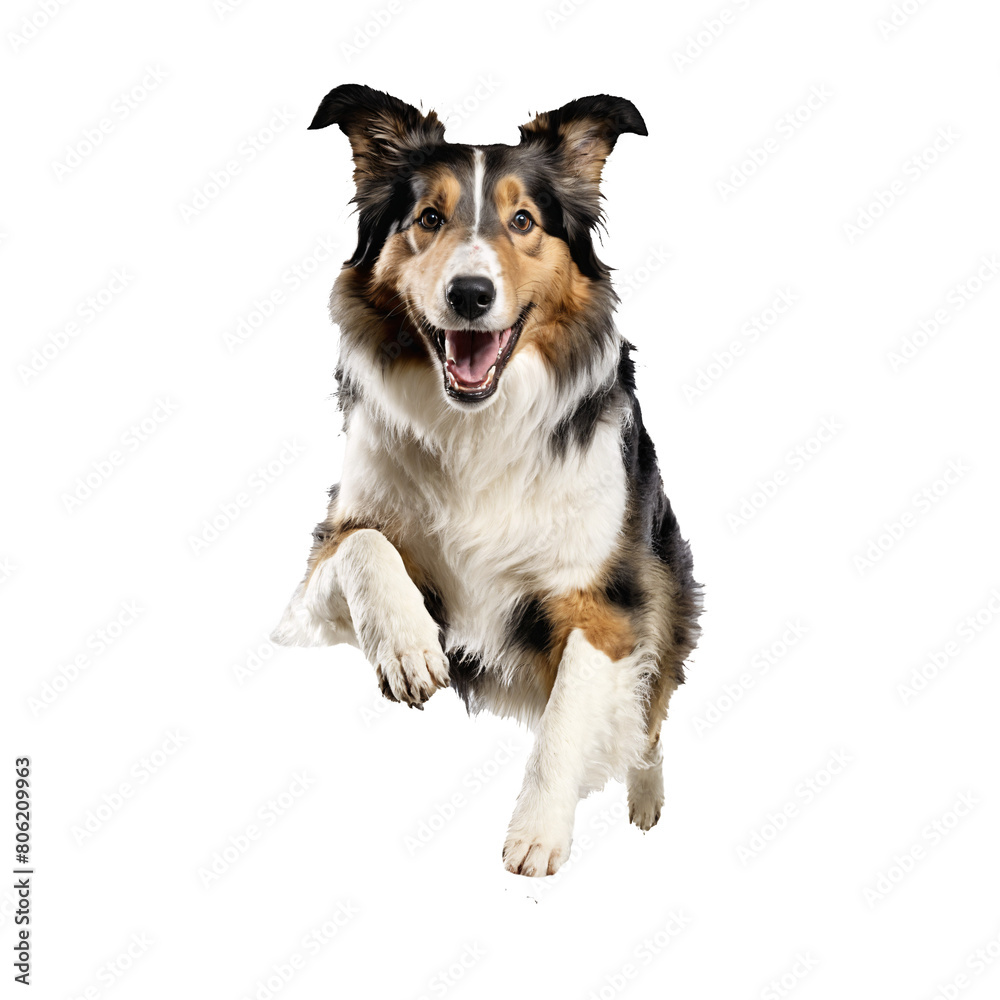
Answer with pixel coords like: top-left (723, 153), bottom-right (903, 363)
top-left (472, 147), bottom-right (485, 234)
top-left (423, 147), bottom-right (512, 328)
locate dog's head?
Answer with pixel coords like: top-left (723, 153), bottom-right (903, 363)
top-left (310, 84), bottom-right (646, 407)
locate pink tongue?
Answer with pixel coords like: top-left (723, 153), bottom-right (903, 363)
top-left (446, 330), bottom-right (500, 384)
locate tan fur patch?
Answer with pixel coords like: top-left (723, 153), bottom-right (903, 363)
top-left (422, 166), bottom-right (462, 220)
top-left (372, 182), bottom-right (469, 334)
top-left (489, 174), bottom-right (591, 367)
top-left (305, 525), bottom-right (362, 589)
top-left (344, 105), bottom-right (446, 186)
top-left (527, 589), bottom-right (637, 700)
top-left (547, 590), bottom-right (636, 665)
top-left (371, 165), bottom-right (463, 302)
top-left (397, 546), bottom-right (432, 596)
top-left (557, 119), bottom-right (610, 185)
top-left (520, 112), bottom-right (613, 185)
top-left (306, 523), bottom-right (427, 603)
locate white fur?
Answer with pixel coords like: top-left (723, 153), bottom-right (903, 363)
top-left (472, 147), bottom-right (485, 234)
top-left (503, 630), bottom-right (652, 876)
top-left (427, 236), bottom-right (509, 331)
top-left (320, 342), bottom-right (628, 683)
top-left (272, 555), bottom-right (353, 649)
top-left (627, 738), bottom-right (665, 833)
top-left (274, 529), bottom-right (448, 705)
top-left (272, 299), bottom-right (651, 873)
top-left (276, 329), bottom-right (628, 687)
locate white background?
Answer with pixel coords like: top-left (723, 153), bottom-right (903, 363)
top-left (3, 0), bottom-right (1000, 997)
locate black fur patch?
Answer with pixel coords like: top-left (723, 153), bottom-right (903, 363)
top-left (551, 377), bottom-right (617, 456)
top-left (604, 560), bottom-right (642, 609)
top-left (508, 596), bottom-right (554, 654)
top-left (419, 585), bottom-right (448, 635)
top-left (618, 342), bottom-right (696, 588)
top-left (447, 648), bottom-right (484, 713)
top-left (347, 142), bottom-right (480, 271)
top-left (349, 178), bottom-right (415, 269)
top-left (334, 363), bottom-right (360, 426)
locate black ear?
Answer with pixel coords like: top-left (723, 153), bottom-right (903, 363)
top-left (519, 95), bottom-right (646, 280)
top-left (309, 83), bottom-right (445, 183)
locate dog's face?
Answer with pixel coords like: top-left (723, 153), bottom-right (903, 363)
top-left (310, 85), bottom-right (646, 407)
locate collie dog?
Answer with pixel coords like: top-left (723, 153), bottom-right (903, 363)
top-left (273, 84), bottom-right (701, 876)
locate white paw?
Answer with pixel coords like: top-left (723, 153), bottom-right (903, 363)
top-left (627, 766), bottom-right (664, 832)
top-left (502, 823), bottom-right (571, 877)
top-left (374, 641), bottom-right (449, 708)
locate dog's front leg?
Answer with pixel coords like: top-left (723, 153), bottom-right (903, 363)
top-left (503, 629), bottom-right (633, 877)
top-left (309, 529), bottom-right (449, 707)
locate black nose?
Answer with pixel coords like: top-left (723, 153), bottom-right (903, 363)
top-left (446, 276), bottom-right (495, 321)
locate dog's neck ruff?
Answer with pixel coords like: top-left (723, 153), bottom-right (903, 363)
top-left (333, 286), bottom-right (624, 464)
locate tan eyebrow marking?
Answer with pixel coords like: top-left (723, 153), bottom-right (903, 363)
top-left (420, 166), bottom-right (462, 220)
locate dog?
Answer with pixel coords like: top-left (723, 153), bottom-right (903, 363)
top-left (272, 84), bottom-right (701, 877)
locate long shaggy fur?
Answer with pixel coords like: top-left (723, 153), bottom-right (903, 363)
top-left (273, 85), bottom-right (702, 876)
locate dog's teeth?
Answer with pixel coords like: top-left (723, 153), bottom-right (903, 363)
top-left (496, 326), bottom-right (513, 361)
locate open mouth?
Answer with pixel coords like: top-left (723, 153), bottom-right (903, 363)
top-left (430, 305), bottom-right (532, 402)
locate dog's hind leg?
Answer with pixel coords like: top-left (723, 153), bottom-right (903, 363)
top-left (272, 528), bottom-right (449, 707)
top-left (627, 727), bottom-right (666, 832)
top-left (502, 629), bottom-right (650, 877)
top-left (627, 658), bottom-right (681, 830)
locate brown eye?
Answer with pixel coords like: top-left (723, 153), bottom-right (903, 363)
top-left (419, 208), bottom-right (442, 230)
top-left (511, 210), bottom-right (534, 233)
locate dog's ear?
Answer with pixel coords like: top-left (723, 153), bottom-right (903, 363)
top-left (518, 95), bottom-right (646, 280)
top-left (310, 85), bottom-right (446, 269)
top-left (519, 95), bottom-right (646, 188)
top-left (309, 83), bottom-right (446, 184)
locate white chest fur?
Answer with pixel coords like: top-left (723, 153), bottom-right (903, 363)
top-left (336, 350), bottom-right (628, 664)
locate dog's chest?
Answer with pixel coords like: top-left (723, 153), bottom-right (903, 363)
top-left (339, 409), bottom-right (628, 655)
